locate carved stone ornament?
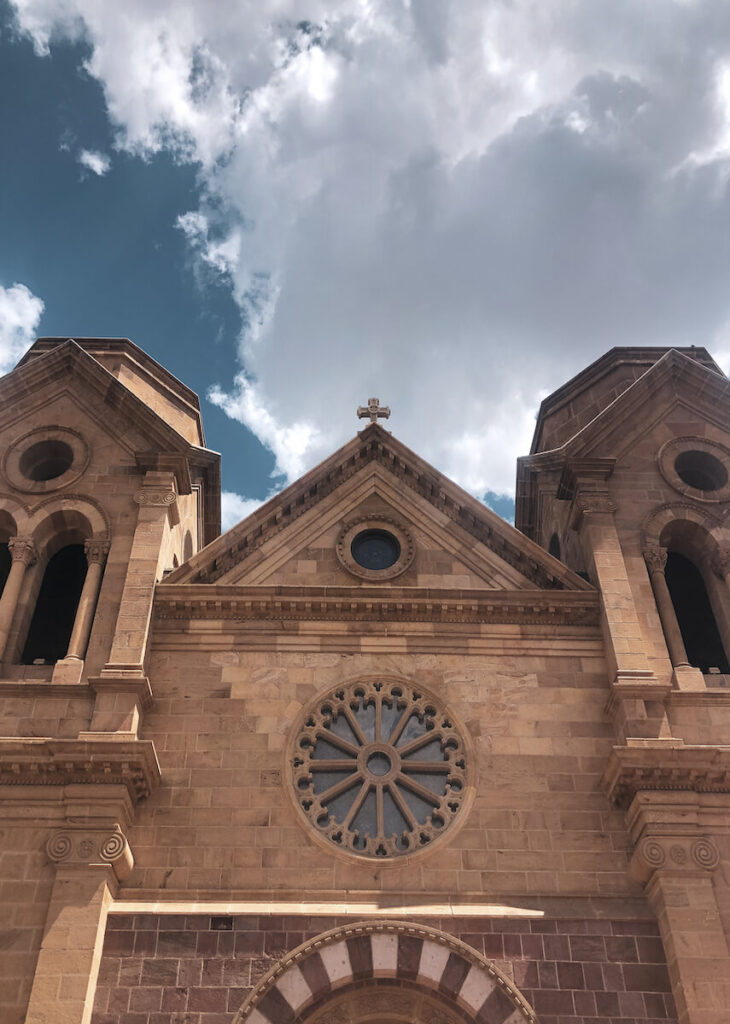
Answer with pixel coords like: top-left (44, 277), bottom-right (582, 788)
top-left (570, 491), bottom-right (617, 530)
top-left (644, 545), bottom-right (668, 574)
top-left (290, 678), bottom-right (470, 860)
top-left (84, 537), bottom-right (110, 564)
top-left (8, 537), bottom-right (36, 567)
top-left (133, 489), bottom-right (177, 507)
top-left (630, 835), bottom-right (720, 883)
top-left (712, 544), bottom-right (730, 579)
top-left (46, 826), bottom-right (133, 880)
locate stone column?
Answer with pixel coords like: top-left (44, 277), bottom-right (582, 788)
top-left (65, 538), bottom-right (109, 661)
top-left (0, 537), bottom-right (36, 661)
top-left (630, 832), bottom-right (728, 1024)
top-left (644, 545), bottom-right (690, 668)
top-left (25, 826), bottom-right (133, 1024)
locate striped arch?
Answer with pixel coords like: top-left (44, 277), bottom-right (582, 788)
top-left (234, 921), bottom-right (537, 1024)
top-left (641, 501), bottom-right (724, 551)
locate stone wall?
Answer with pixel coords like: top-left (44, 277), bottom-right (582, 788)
top-left (91, 912), bottom-right (677, 1024)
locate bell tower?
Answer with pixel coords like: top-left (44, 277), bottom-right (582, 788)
top-left (517, 346), bottom-right (730, 1024)
top-left (0, 337), bottom-right (220, 689)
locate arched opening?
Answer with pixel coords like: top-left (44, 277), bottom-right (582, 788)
top-left (0, 510), bottom-right (16, 597)
top-left (22, 545), bottom-right (87, 664)
top-left (548, 532), bottom-right (561, 559)
top-left (665, 551), bottom-right (730, 673)
top-left (183, 529), bottom-right (194, 562)
top-left (0, 543), bottom-right (10, 598)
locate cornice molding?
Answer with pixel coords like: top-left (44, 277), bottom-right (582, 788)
top-left (603, 743), bottom-right (730, 808)
top-left (0, 737), bottom-right (160, 801)
top-left (154, 584), bottom-right (600, 627)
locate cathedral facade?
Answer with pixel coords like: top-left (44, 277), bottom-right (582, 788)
top-left (1, 337), bottom-right (729, 1024)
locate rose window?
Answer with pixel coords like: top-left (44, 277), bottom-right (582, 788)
top-left (292, 680), bottom-right (468, 859)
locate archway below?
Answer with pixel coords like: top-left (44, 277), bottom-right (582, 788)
top-left (235, 921), bottom-right (535, 1024)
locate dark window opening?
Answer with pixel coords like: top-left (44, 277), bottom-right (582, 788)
top-left (548, 533), bottom-right (561, 559)
top-left (674, 450), bottom-right (728, 492)
top-left (19, 440), bottom-right (74, 481)
top-left (0, 543), bottom-right (10, 598)
top-left (351, 529), bottom-right (401, 570)
top-left (22, 545), bottom-right (87, 664)
top-left (665, 551), bottom-right (729, 673)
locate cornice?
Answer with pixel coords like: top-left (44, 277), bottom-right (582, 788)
top-left (153, 584), bottom-right (600, 627)
top-left (603, 743), bottom-right (730, 808)
top-left (0, 737), bottom-right (160, 801)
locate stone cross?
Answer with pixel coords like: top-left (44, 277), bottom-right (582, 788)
top-left (357, 398), bottom-right (391, 425)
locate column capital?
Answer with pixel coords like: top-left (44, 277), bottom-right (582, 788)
top-left (629, 833), bottom-right (719, 883)
top-left (644, 545), bottom-right (668, 574)
top-left (8, 536), bottom-right (36, 566)
top-left (84, 536), bottom-right (110, 564)
top-left (46, 825), bottom-right (133, 882)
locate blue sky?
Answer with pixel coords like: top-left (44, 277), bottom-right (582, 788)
top-left (2, 1), bottom-right (730, 531)
top-left (0, 1), bottom-right (277, 515)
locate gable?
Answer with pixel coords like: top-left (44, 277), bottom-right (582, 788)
top-left (168, 424), bottom-right (591, 592)
top-left (220, 470), bottom-right (523, 589)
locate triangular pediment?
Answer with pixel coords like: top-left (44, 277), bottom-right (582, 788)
top-left (167, 425), bottom-right (590, 591)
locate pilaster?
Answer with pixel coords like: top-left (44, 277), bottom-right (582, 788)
top-left (627, 793), bottom-right (730, 1024)
top-left (566, 459), bottom-right (671, 741)
top-left (24, 827), bottom-right (132, 1024)
top-left (84, 470), bottom-right (177, 738)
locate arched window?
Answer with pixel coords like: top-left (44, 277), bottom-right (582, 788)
top-left (665, 551), bottom-right (730, 673)
top-left (548, 532), bottom-right (561, 559)
top-left (0, 542), bottom-right (10, 598)
top-left (22, 544), bottom-right (87, 664)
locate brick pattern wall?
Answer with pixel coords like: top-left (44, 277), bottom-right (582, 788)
top-left (91, 913), bottom-right (677, 1024)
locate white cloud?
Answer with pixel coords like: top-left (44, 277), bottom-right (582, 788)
top-left (78, 148), bottom-right (111, 175)
top-left (10, 0), bottom-right (730, 502)
top-left (0, 282), bottom-right (44, 375)
top-left (220, 490), bottom-right (264, 531)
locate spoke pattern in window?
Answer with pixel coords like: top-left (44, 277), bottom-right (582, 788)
top-left (292, 680), bottom-right (467, 858)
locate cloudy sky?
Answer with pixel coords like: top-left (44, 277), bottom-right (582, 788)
top-left (2, 0), bottom-right (730, 530)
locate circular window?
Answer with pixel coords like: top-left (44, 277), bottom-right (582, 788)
top-left (674, 450), bottom-right (728, 492)
top-left (2, 427), bottom-right (89, 494)
top-left (290, 679), bottom-right (469, 860)
top-left (336, 517), bottom-right (415, 581)
top-left (351, 529), bottom-right (401, 570)
top-left (19, 440), bottom-right (74, 482)
top-left (658, 437), bottom-right (730, 503)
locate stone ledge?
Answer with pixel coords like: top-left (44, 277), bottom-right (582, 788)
top-left (154, 585), bottom-right (601, 627)
top-left (603, 743), bottom-right (730, 808)
top-left (0, 680), bottom-right (90, 697)
top-left (0, 736), bottom-right (160, 801)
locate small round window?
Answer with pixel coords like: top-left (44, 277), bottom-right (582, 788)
top-left (336, 516), bottom-right (415, 580)
top-left (19, 440), bottom-right (74, 482)
top-left (290, 679), bottom-right (469, 859)
top-left (351, 529), bottom-right (401, 570)
top-left (674, 450), bottom-right (728, 492)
